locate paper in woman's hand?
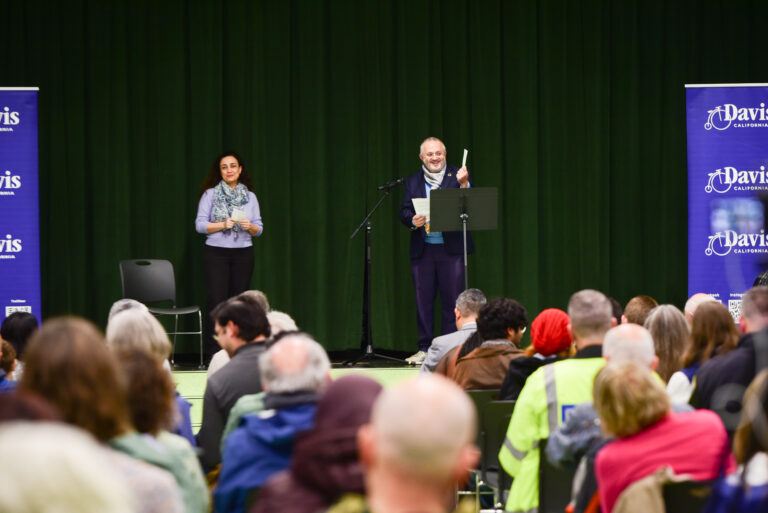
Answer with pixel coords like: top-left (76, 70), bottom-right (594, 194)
top-left (231, 208), bottom-right (247, 221)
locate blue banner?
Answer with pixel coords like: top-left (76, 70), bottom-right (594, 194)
top-left (0, 88), bottom-right (41, 321)
top-left (686, 84), bottom-right (768, 318)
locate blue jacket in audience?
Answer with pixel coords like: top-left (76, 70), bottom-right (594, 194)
top-left (214, 392), bottom-right (318, 513)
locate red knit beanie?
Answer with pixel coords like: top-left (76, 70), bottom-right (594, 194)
top-left (531, 308), bottom-right (571, 356)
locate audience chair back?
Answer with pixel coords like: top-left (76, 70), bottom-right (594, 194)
top-left (119, 259), bottom-right (204, 368)
top-left (663, 479), bottom-right (714, 513)
top-left (466, 390), bottom-right (498, 447)
top-left (479, 400), bottom-right (516, 507)
top-left (538, 439), bottom-right (577, 513)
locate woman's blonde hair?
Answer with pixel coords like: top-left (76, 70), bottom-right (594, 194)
top-left (593, 361), bottom-right (669, 438)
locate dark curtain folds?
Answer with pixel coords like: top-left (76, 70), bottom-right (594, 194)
top-left (2, 0), bottom-right (767, 351)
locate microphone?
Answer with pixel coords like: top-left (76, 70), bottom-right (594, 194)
top-left (377, 177), bottom-right (405, 190)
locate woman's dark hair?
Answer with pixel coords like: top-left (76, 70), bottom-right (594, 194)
top-left (117, 348), bottom-right (175, 435)
top-left (681, 301), bottom-right (738, 369)
top-left (0, 311), bottom-right (38, 360)
top-left (456, 298), bottom-right (528, 360)
top-left (200, 150), bottom-right (254, 195)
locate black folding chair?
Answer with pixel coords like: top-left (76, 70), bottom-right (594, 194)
top-left (663, 479), bottom-right (714, 513)
top-left (119, 259), bottom-right (204, 368)
top-left (479, 400), bottom-right (516, 508)
top-left (538, 439), bottom-right (577, 513)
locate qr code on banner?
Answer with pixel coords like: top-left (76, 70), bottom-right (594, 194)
top-left (728, 300), bottom-right (742, 322)
top-left (4, 306), bottom-right (31, 317)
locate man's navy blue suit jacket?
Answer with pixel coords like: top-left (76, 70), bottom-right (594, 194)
top-left (399, 165), bottom-right (475, 260)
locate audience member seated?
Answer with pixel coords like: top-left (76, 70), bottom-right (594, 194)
top-left (207, 290), bottom-right (272, 378)
top-left (643, 304), bottom-right (689, 384)
top-left (197, 298), bottom-right (271, 472)
top-left (690, 286), bottom-right (768, 437)
top-left (110, 348), bottom-right (210, 513)
top-left (704, 369), bottom-right (768, 513)
top-left (668, 301), bottom-right (738, 405)
top-left (0, 341), bottom-right (17, 392)
top-left (326, 374), bottom-right (479, 513)
top-left (546, 324), bottom-right (672, 513)
top-left (499, 307), bottom-right (574, 400)
top-left (19, 317), bottom-right (185, 513)
top-left (253, 375), bottom-right (383, 513)
top-left (0, 311), bottom-right (38, 382)
top-left (106, 307), bottom-right (196, 446)
top-left (684, 292), bottom-right (717, 325)
top-left (499, 289), bottom-right (614, 513)
top-left (215, 333), bottom-right (330, 513)
top-left (0, 422), bottom-right (135, 513)
top-left (622, 295), bottom-right (658, 325)
top-left (420, 288), bottom-right (486, 374)
top-left (446, 297), bottom-right (527, 390)
top-left (594, 361), bottom-right (735, 513)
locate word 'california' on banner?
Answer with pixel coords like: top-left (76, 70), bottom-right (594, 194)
top-left (0, 88), bottom-right (41, 321)
top-left (686, 83), bottom-right (768, 319)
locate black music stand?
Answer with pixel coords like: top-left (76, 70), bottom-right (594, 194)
top-left (430, 187), bottom-right (498, 290)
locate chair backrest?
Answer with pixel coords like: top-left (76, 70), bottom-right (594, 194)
top-left (662, 479), bottom-right (714, 513)
top-left (119, 259), bottom-right (177, 305)
top-left (480, 400), bottom-right (516, 491)
top-left (538, 439), bottom-right (577, 513)
top-left (466, 390), bottom-right (499, 446)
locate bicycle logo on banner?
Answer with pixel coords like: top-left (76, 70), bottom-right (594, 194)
top-left (705, 169), bottom-right (732, 193)
top-left (706, 233), bottom-right (732, 256)
top-left (705, 106), bottom-right (732, 131)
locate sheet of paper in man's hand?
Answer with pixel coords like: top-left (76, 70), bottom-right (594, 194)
top-left (231, 208), bottom-right (247, 221)
top-left (412, 198), bottom-right (430, 220)
top-left (462, 149), bottom-right (468, 168)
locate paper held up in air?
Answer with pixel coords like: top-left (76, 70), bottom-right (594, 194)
top-left (412, 198), bottom-right (430, 220)
top-left (462, 148), bottom-right (468, 168)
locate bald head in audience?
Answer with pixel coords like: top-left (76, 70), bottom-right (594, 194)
top-left (603, 323), bottom-right (658, 370)
top-left (684, 293), bottom-right (717, 324)
top-left (259, 333), bottom-right (330, 393)
top-left (358, 374), bottom-right (478, 512)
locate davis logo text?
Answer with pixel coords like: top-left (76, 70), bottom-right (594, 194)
top-left (705, 104), bottom-right (768, 130)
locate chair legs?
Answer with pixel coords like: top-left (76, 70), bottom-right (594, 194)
top-left (171, 315), bottom-right (179, 365)
top-left (197, 310), bottom-right (205, 370)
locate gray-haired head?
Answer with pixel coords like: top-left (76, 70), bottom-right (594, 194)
top-left (419, 137), bottom-right (446, 156)
top-left (369, 374), bottom-right (477, 482)
top-left (567, 289), bottom-right (613, 342)
top-left (259, 333), bottom-right (330, 394)
top-left (106, 308), bottom-right (172, 361)
top-left (107, 299), bottom-right (148, 321)
top-left (741, 286), bottom-right (768, 332)
top-left (235, 290), bottom-right (270, 313)
top-left (603, 323), bottom-right (656, 368)
top-left (455, 288), bottom-right (487, 318)
top-left (267, 310), bottom-right (298, 337)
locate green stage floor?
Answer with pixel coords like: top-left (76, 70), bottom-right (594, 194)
top-left (173, 366), bottom-right (420, 432)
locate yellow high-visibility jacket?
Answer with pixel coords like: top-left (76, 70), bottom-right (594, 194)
top-left (498, 349), bottom-right (605, 513)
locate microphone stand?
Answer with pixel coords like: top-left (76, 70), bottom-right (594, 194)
top-left (344, 187), bottom-right (406, 366)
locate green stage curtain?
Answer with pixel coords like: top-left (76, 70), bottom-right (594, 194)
top-left (2, 0), bottom-right (767, 351)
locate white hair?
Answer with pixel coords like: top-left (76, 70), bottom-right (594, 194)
top-left (603, 324), bottom-right (656, 367)
top-left (373, 374), bottom-right (476, 481)
top-left (108, 298), bottom-right (148, 321)
top-left (106, 308), bottom-right (172, 360)
top-left (259, 333), bottom-right (330, 393)
top-left (0, 422), bottom-right (132, 513)
top-left (568, 289), bottom-right (612, 339)
top-left (267, 310), bottom-right (298, 336)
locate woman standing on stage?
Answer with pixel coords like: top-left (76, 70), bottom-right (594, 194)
top-left (195, 151), bottom-right (263, 360)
